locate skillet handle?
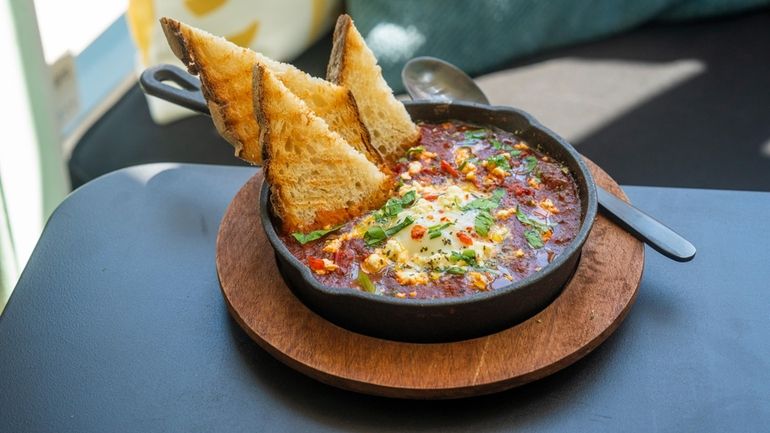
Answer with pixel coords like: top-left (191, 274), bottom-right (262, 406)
top-left (139, 64), bottom-right (210, 115)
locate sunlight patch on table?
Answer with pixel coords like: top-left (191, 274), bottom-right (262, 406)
top-left (760, 138), bottom-right (770, 159)
top-left (477, 58), bottom-right (705, 144)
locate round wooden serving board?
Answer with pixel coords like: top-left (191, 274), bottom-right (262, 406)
top-left (216, 159), bottom-right (644, 399)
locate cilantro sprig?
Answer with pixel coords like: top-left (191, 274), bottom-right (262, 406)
top-left (374, 190), bottom-right (417, 222)
top-left (364, 216), bottom-right (416, 246)
top-left (462, 189), bottom-right (506, 211)
top-left (524, 230), bottom-right (544, 249)
top-left (474, 210), bottom-right (495, 237)
top-left (522, 156), bottom-right (538, 173)
top-left (292, 225), bottom-right (341, 245)
top-left (464, 129), bottom-right (487, 140)
top-left (515, 207), bottom-right (552, 248)
top-left (485, 154), bottom-right (511, 171)
top-left (450, 249), bottom-right (478, 266)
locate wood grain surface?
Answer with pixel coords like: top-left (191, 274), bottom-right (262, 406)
top-left (216, 159), bottom-right (644, 399)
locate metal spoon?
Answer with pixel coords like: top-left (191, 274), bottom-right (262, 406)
top-left (402, 56), bottom-right (696, 262)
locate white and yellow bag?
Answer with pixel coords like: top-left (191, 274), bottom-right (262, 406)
top-left (127, 0), bottom-right (341, 123)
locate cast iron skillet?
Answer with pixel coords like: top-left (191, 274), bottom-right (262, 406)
top-left (141, 65), bottom-right (598, 342)
top-left (261, 103), bottom-right (597, 342)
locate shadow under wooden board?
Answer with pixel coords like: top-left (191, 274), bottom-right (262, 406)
top-left (216, 158), bottom-right (644, 399)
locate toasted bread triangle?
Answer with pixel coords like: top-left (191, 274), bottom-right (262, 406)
top-left (160, 17), bottom-right (382, 165)
top-left (327, 14), bottom-right (420, 161)
top-left (253, 64), bottom-right (392, 233)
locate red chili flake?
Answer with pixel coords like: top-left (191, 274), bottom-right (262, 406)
top-left (424, 193), bottom-right (438, 201)
top-left (512, 185), bottom-right (534, 197)
top-left (456, 232), bottom-right (473, 246)
top-left (440, 160), bottom-right (459, 177)
top-left (308, 257), bottom-right (325, 271)
top-left (411, 225), bottom-right (427, 240)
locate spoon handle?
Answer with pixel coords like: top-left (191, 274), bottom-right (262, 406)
top-left (597, 187), bottom-right (695, 262)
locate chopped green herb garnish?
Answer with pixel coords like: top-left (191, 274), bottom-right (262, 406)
top-left (357, 269), bottom-right (376, 293)
top-left (364, 226), bottom-right (387, 246)
top-left (292, 225), bottom-right (341, 245)
top-left (464, 129), bottom-right (487, 140)
top-left (375, 190), bottom-right (417, 222)
top-left (406, 145), bottom-right (425, 159)
top-left (486, 154), bottom-right (511, 171)
top-left (475, 210), bottom-right (495, 237)
top-left (458, 156), bottom-right (478, 171)
top-left (515, 207), bottom-right (551, 233)
top-left (366, 216), bottom-right (416, 246)
top-left (524, 229), bottom-right (544, 249)
top-left (401, 190), bottom-right (417, 207)
top-left (385, 216), bottom-right (415, 237)
top-left (491, 139), bottom-right (503, 150)
top-left (427, 222), bottom-right (453, 239)
top-left (450, 249), bottom-right (478, 266)
top-left (462, 189), bottom-right (506, 211)
top-left (510, 149), bottom-right (522, 158)
top-left (446, 266), bottom-right (467, 275)
top-left (516, 207), bottom-right (552, 249)
top-left (523, 155), bottom-right (538, 173)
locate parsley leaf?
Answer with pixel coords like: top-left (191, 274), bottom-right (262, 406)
top-left (450, 249), bottom-right (478, 266)
top-left (510, 149), bottom-right (522, 158)
top-left (292, 226), bottom-right (341, 245)
top-left (475, 210), bottom-right (494, 237)
top-left (515, 207), bottom-right (551, 233)
top-left (385, 216), bottom-right (415, 237)
top-left (364, 226), bottom-right (387, 246)
top-left (375, 190), bottom-right (417, 222)
top-left (462, 189), bottom-right (506, 211)
top-left (486, 154), bottom-right (511, 171)
top-left (401, 190), bottom-right (417, 207)
top-left (524, 229), bottom-right (544, 249)
top-left (364, 216), bottom-right (416, 246)
top-left (446, 266), bottom-right (467, 275)
top-left (523, 155), bottom-right (538, 173)
top-left (516, 207), bottom-right (552, 248)
top-left (464, 129), bottom-right (487, 140)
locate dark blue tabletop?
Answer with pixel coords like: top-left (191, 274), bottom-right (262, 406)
top-left (1, 163), bottom-right (768, 433)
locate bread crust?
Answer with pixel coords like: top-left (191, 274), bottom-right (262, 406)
top-left (161, 17), bottom-right (250, 161)
top-left (325, 14), bottom-right (420, 162)
top-left (326, 14), bottom-right (351, 85)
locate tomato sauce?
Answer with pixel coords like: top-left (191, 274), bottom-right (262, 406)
top-left (281, 121), bottom-right (582, 299)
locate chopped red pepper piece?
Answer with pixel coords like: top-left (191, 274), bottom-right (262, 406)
top-left (424, 193), bottom-right (439, 201)
top-left (411, 225), bottom-right (427, 240)
top-left (456, 232), bottom-right (474, 246)
top-left (308, 257), bottom-right (325, 271)
top-left (440, 160), bottom-right (459, 177)
top-left (512, 185), bottom-right (534, 197)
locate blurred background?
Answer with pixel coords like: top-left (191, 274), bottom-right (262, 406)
top-left (1, 0), bottom-right (769, 309)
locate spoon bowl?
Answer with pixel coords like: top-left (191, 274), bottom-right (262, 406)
top-left (402, 57), bottom-right (490, 104)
